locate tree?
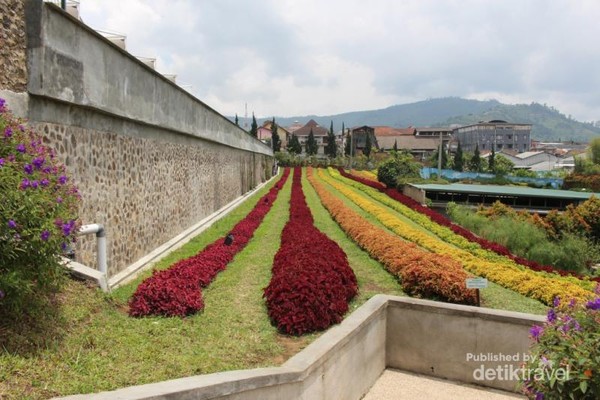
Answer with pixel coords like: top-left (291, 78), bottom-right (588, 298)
top-left (271, 118), bottom-right (281, 152)
top-left (469, 144), bottom-right (482, 172)
top-left (488, 146), bottom-right (496, 172)
top-left (344, 132), bottom-right (352, 156)
top-left (364, 132), bottom-right (372, 158)
top-left (234, 114), bottom-right (239, 126)
top-left (250, 113), bottom-right (258, 138)
top-left (306, 128), bottom-right (318, 155)
top-left (430, 144), bottom-right (448, 169)
top-left (325, 120), bottom-right (337, 157)
top-left (377, 151), bottom-right (420, 188)
top-left (493, 154), bottom-right (514, 176)
top-left (453, 140), bottom-right (464, 171)
top-left (287, 134), bottom-right (302, 155)
top-left (393, 139), bottom-right (398, 152)
top-left (590, 137), bottom-right (600, 165)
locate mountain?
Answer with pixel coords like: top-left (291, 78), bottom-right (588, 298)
top-left (247, 97), bottom-right (600, 142)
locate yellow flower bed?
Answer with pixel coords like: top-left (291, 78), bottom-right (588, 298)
top-left (319, 168), bottom-right (595, 306)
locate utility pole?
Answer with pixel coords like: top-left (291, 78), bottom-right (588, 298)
top-left (437, 130), bottom-right (443, 173)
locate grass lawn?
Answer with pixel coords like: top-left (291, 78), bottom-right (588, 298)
top-left (0, 168), bottom-right (547, 399)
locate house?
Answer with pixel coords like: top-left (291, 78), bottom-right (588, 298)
top-left (452, 120), bottom-right (531, 153)
top-left (258, 121), bottom-right (290, 148)
top-left (374, 126), bottom-right (449, 160)
top-left (288, 119), bottom-right (330, 155)
top-left (499, 150), bottom-right (561, 172)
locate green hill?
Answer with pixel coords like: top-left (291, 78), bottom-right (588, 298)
top-left (245, 97), bottom-right (600, 142)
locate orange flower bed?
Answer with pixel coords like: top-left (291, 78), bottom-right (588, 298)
top-left (307, 168), bottom-right (476, 305)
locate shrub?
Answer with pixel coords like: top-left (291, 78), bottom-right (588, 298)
top-left (522, 289), bottom-right (600, 399)
top-left (376, 151), bottom-right (420, 188)
top-left (0, 98), bottom-right (80, 315)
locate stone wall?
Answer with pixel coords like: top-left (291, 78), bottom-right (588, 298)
top-left (1, 1), bottom-right (273, 276)
top-left (32, 101), bottom-right (270, 275)
top-left (0, 0), bottom-right (28, 92)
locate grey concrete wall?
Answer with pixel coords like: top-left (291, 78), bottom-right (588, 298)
top-left (403, 184), bottom-right (427, 204)
top-left (386, 297), bottom-right (545, 392)
top-left (56, 296), bottom-right (544, 399)
top-left (2, 1), bottom-right (274, 275)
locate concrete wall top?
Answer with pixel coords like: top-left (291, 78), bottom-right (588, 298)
top-left (24, 0), bottom-right (272, 156)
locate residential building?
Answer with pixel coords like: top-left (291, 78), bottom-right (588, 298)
top-left (258, 120), bottom-right (290, 148)
top-left (289, 119), bottom-right (329, 155)
top-left (374, 126), bottom-right (449, 160)
top-left (452, 120), bottom-right (531, 153)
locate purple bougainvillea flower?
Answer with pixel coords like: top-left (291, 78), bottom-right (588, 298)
top-left (547, 308), bottom-right (557, 323)
top-left (586, 298), bottom-right (600, 310)
top-left (58, 175), bottom-right (68, 184)
top-left (529, 325), bottom-right (543, 341)
top-left (31, 180), bottom-right (39, 189)
top-left (0, 158), bottom-right (4, 167)
top-left (8, 220), bottom-right (17, 229)
top-left (4, 127), bottom-right (12, 138)
top-left (535, 392), bottom-right (544, 400)
top-left (41, 230), bottom-right (50, 241)
top-left (56, 196), bottom-right (63, 203)
top-left (553, 296), bottom-right (560, 308)
top-left (24, 164), bottom-right (34, 175)
top-left (20, 178), bottom-right (31, 189)
top-left (16, 143), bottom-right (26, 153)
top-left (0, 98), bottom-right (5, 110)
top-left (40, 178), bottom-right (50, 187)
top-left (33, 157), bottom-right (45, 169)
top-left (62, 220), bottom-right (76, 236)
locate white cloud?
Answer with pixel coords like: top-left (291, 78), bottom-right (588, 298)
top-left (79, 0), bottom-right (600, 122)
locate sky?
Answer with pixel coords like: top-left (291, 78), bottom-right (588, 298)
top-left (78, 0), bottom-right (600, 123)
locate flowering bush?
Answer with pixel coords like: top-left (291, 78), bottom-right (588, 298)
top-left (264, 168), bottom-right (358, 335)
top-left (0, 98), bottom-right (80, 314)
top-left (522, 288), bottom-right (600, 399)
top-left (309, 168), bottom-right (476, 305)
top-left (129, 169), bottom-right (290, 317)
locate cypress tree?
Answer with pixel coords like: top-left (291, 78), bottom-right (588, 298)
top-left (234, 114), bottom-right (239, 126)
top-left (325, 120), bottom-right (337, 157)
top-left (470, 144), bottom-right (482, 172)
top-left (344, 132), bottom-right (351, 156)
top-left (306, 128), bottom-right (318, 155)
top-left (488, 146), bottom-right (496, 172)
top-left (393, 139), bottom-right (398, 152)
top-left (453, 141), bottom-right (463, 171)
top-left (250, 113), bottom-right (258, 138)
top-left (271, 118), bottom-right (281, 152)
top-left (364, 132), bottom-right (372, 158)
top-left (287, 134), bottom-right (301, 154)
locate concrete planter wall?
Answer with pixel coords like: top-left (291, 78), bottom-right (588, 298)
top-left (57, 296), bottom-right (544, 399)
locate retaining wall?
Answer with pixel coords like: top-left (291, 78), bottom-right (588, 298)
top-left (57, 296), bottom-right (544, 399)
top-left (1, 1), bottom-right (273, 277)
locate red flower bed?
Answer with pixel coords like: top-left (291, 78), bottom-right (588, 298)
top-left (264, 168), bottom-right (358, 335)
top-left (129, 169), bottom-right (291, 317)
top-left (339, 168), bottom-right (600, 283)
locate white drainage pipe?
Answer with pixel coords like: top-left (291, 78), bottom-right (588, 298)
top-left (79, 224), bottom-right (107, 275)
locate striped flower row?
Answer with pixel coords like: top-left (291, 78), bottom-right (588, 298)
top-left (308, 168), bottom-right (477, 305)
top-left (321, 169), bottom-right (594, 306)
top-left (129, 169), bottom-right (291, 317)
top-left (264, 168), bottom-right (358, 335)
top-left (339, 167), bottom-right (600, 284)
top-left (330, 168), bottom-right (596, 292)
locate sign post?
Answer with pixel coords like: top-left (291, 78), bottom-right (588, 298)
top-left (466, 278), bottom-right (488, 307)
